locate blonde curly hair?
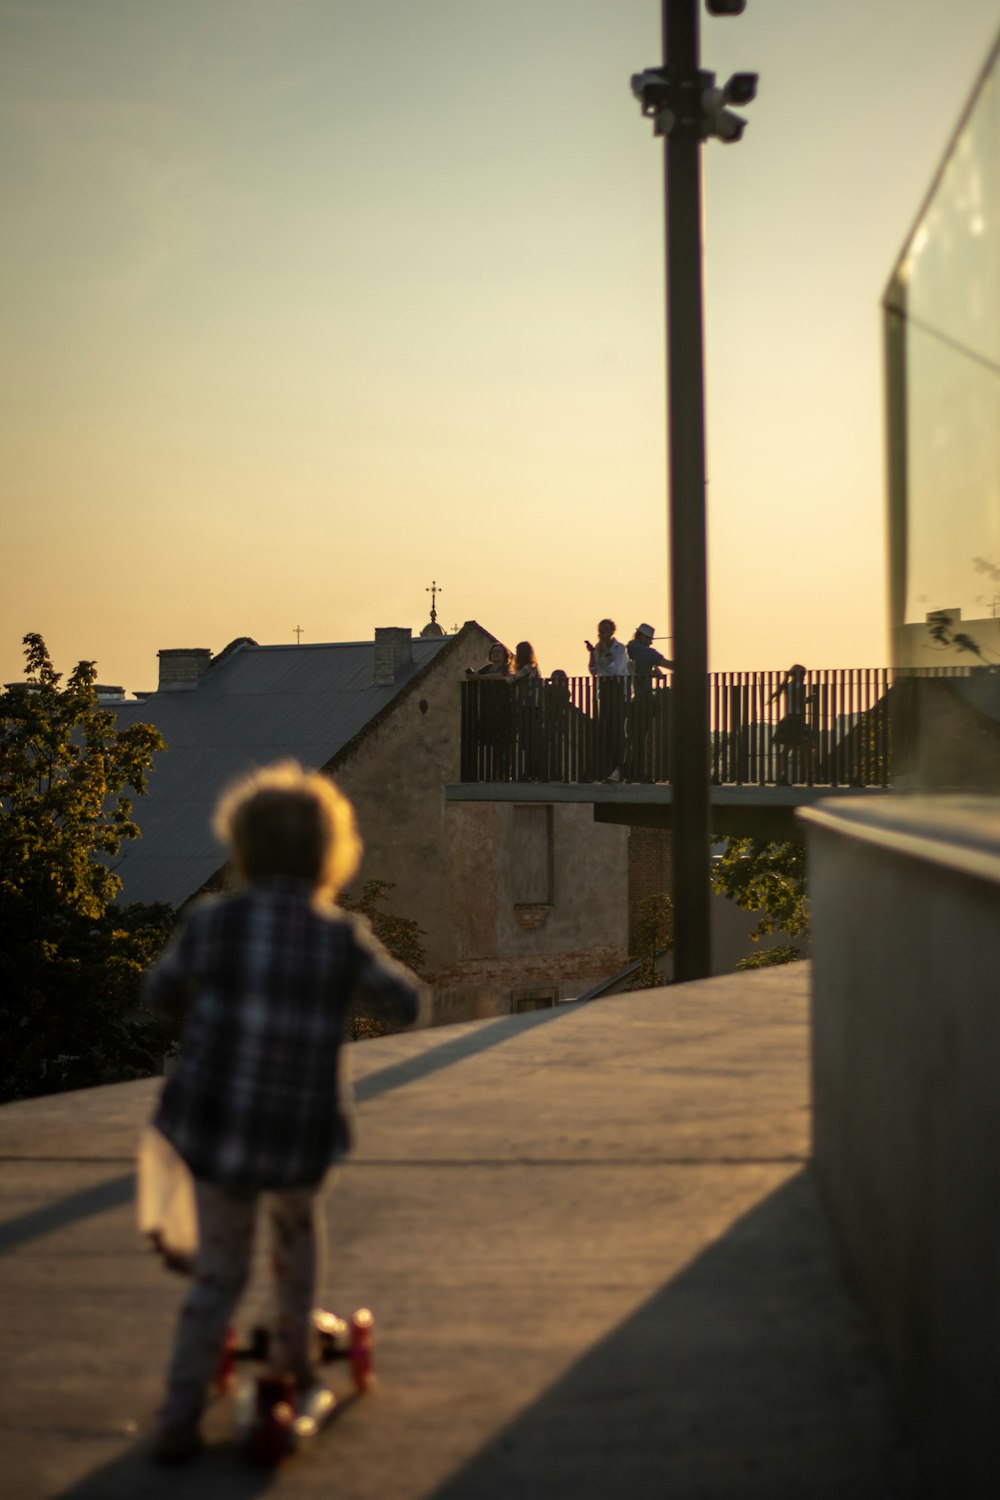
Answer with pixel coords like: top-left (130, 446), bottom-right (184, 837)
top-left (212, 761), bottom-right (362, 894)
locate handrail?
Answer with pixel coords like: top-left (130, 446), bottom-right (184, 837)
top-left (459, 666), bottom-right (980, 789)
top-left (573, 949), bottom-right (671, 1003)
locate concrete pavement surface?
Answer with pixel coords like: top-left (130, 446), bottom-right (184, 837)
top-left (0, 963), bottom-right (914, 1498)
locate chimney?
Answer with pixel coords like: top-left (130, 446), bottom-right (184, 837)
top-left (157, 648), bottom-right (212, 692)
top-left (94, 684), bottom-right (126, 704)
top-left (373, 627), bottom-right (413, 687)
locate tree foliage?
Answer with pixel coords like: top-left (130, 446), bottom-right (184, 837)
top-left (628, 891), bottom-right (673, 990)
top-left (734, 944), bottom-right (802, 971)
top-left (0, 634), bottom-right (171, 1100)
top-left (710, 837), bottom-right (808, 966)
top-left (338, 878), bottom-right (428, 1040)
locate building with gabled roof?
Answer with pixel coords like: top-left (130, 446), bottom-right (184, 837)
top-left (113, 621), bottom-right (631, 1022)
top-left (113, 625), bottom-right (461, 908)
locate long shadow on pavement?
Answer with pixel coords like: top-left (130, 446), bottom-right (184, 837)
top-left (0, 1172), bottom-right (134, 1256)
top-left (50, 1442), bottom-right (277, 1500)
top-left (424, 1170), bottom-right (915, 1500)
top-left (0, 1004), bottom-right (586, 1256)
top-left (51, 1397), bottom-right (362, 1500)
top-left (354, 999), bottom-right (587, 1104)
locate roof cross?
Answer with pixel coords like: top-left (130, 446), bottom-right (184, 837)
top-left (293, 625), bottom-right (304, 644)
top-left (425, 580), bottom-right (442, 625)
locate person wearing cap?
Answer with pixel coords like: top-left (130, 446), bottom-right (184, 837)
top-left (625, 625), bottom-right (673, 782)
top-left (627, 623), bottom-right (672, 679)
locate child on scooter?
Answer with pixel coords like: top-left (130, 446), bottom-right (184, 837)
top-left (144, 762), bottom-right (426, 1461)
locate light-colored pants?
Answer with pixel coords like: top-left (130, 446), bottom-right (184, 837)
top-left (163, 1179), bottom-right (324, 1421)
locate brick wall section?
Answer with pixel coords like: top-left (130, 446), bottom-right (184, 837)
top-left (432, 945), bottom-right (624, 993)
top-left (513, 904), bottom-right (551, 931)
top-left (627, 827), bottom-right (672, 954)
top-left (431, 944), bottom-right (626, 1026)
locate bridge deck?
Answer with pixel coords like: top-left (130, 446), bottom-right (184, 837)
top-left (446, 779), bottom-right (890, 839)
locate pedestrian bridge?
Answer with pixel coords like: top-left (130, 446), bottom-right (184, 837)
top-left (450, 666), bottom-right (978, 839)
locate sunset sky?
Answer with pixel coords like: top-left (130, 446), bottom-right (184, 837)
top-left (2, 0), bottom-right (999, 692)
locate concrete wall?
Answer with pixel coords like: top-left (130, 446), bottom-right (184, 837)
top-left (803, 795), bottom-right (1000, 1496)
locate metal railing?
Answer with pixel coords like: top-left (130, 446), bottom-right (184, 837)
top-left (459, 668), bottom-right (965, 788)
top-left (710, 668), bottom-right (891, 788)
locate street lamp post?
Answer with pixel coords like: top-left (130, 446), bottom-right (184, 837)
top-left (632, 0), bottom-right (756, 982)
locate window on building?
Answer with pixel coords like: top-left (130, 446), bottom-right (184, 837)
top-left (511, 804), bottom-right (554, 905)
top-left (512, 987), bottom-right (558, 1013)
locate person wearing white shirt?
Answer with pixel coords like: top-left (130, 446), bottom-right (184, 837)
top-left (585, 618), bottom-right (628, 677)
top-left (585, 618), bottom-right (628, 778)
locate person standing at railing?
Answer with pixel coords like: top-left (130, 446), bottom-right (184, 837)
top-left (624, 624), bottom-right (673, 782)
top-left (769, 663), bottom-right (819, 784)
top-left (465, 642), bottom-right (514, 679)
top-left (465, 642), bottom-right (514, 779)
top-left (511, 641), bottom-right (543, 781)
top-left (511, 641), bottom-right (540, 682)
top-left (544, 669), bottom-right (571, 782)
top-left (585, 618), bottom-right (628, 781)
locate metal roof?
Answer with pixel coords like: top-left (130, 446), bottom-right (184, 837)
top-left (110, 635), bottom-right (457, 909)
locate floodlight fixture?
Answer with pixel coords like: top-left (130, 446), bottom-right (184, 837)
top-left (698, 69), bottom-right (756, 143)
top-left (631, 68), bottom-right (674, 118)
top-left (714, 110), bottom-right (747, 143)
top-left (725, 72), bottom-right (758, 106)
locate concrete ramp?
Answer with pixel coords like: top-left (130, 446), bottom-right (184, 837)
top-left (0, 964), bottom-right (913, 1498)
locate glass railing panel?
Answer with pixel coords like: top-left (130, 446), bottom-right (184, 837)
top-left (886, 35), bottom-right (1000, 791)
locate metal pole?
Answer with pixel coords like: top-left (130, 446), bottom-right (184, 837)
top-left (663, 0), bottom-right (711, 980)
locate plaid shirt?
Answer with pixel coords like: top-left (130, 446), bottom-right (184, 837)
top-left (146, 880), bottom-right (426, 1189)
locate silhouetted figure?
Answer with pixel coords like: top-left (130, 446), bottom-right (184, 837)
top-left (466, 643), bottom-right (514, 778)
top-left (624, 624), bottom-right (673, 782)
top-left (511, 641), bottom-right (543, 780)
top-left (770, 664), bottom-right (818, 783)
top-left (511, 641), bottom-right (540, 682)
top-left (545, 669), bottom-right (571, 781)
top-left (585, 618), bottom-right (628, 780)
top-left (465, 642), bottom-right (514, 679)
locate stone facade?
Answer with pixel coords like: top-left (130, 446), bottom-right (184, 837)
top-left (329, 632), bottom-right (630, 1023)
